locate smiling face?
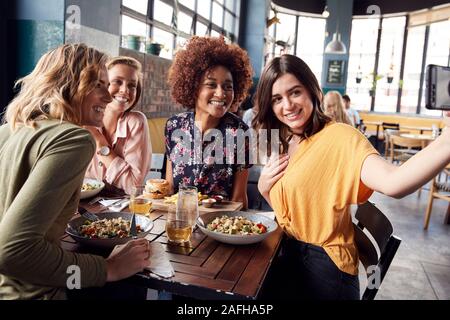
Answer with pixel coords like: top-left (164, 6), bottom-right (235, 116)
top-left (80, 67), bottom-right (112, 127)
top-left (195, 65), bottom-right (234, 119)
top-left (107, 64), bottom-right (139, 113)
top-left (271, 73), bottom-right (314, 134)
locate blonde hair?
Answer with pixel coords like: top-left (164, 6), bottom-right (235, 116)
top-left (4, 43), bottom-right (109, 130)
top-left (106, 56), bottom-right (143, 110)
top-left (324, 91), bottom-right (352, 125)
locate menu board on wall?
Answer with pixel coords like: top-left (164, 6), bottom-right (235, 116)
top-left (326, 60), bottom-right (345, 84)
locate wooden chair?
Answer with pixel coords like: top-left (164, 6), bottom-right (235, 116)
top-left (389, 134), bottom-right (424, 164)
top-left (377, 122), bottom-right (399, 157)
top-left (383, 129), bottom-right (409, 158)
top-left (353, 202), bottom-right (401, 300)
top-left (424, 165), bottom-right (450, 230)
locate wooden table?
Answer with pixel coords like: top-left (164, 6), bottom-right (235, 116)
top-left (61, 201), bottom-right (284, 300)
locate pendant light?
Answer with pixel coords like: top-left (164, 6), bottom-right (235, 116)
top-left (324, 17), bottom-right (347, 54)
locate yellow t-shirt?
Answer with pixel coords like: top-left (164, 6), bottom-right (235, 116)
top-left (269, 123), bottom-right (378, 275)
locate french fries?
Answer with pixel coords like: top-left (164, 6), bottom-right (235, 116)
top-left (163, 192), bottom-right (208, 204)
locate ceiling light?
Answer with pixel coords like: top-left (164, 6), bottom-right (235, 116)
top-left (322, 6), bottom-right (330, 18)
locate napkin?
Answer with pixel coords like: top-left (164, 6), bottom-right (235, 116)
top-left (146, 242), bottom-right (175, 279)
top-left (99, 199), bottom-right (130, 212)
top-left (111, 242), bottom-right (175, 279)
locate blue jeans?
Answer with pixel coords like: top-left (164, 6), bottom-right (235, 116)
top-left (262, 237), bottom-right (360, 300)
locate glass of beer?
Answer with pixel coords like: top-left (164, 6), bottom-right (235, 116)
top-left (165, 186), bottom-right (199, 243)
top-left (129, 186), bottom-right (152, 216)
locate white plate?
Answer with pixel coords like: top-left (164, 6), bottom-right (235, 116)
top-left (196, 211), bottom-right (278, 245)
top-left (66, 212), bottom-right (154, 249)
top-left (80, 178), bottom-right (105, 199)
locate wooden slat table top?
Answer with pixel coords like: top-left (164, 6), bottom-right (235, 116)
top-left (66, 202), bottom-right (283, 300)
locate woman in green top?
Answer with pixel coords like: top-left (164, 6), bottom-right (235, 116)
top-left (0, 43), bottom-right (150, 300)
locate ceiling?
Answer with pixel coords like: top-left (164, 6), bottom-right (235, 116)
top-left (272, 0), bottom-right (450, 15)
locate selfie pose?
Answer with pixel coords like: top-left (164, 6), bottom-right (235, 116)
top-left (255, 54), bottom-right (450, 300)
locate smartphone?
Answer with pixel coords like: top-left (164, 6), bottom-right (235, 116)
top-left (425, 64), bottom-right (450, 110)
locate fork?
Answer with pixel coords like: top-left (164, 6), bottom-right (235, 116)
top-left (109, 198), bottom-right (130, 209)
top-left (78, 207), bottom-right (100, 221)
top-left (130, 213), bottom-right (137, 239)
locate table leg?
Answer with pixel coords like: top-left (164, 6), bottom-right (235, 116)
top-left (445, 203), bottom-right (450, 225)
top-left (375, 125), bottom-right (380, 151)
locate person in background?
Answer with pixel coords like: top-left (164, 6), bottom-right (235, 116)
top-left (85, 56), bottom-right (151, 195)
top-left (165, 36), bottom-right (253, 208)
top-left (254, 54), bottom-right (450, 300)
top-left (242, 106), bottom-right (257, 129)
top-left (0, 44), bottom-right (150, 300)
top-left (342, 94), bottom-right (360, 127)
top-left (324, 91), bottom-right (353, 126)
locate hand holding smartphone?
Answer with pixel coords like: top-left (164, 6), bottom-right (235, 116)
top-left (425, 64), bottom-right (450, 110)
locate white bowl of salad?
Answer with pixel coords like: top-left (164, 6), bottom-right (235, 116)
top-left (80, 178), bottom-right (105, 199)
top-left (196, 211), bottom-right (278, 245)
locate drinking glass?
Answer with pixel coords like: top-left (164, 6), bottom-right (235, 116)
top-left (165, 204), bottom-right (192, 243)
top-left (129, 186), bottom-right (152, 216)
top-left (165, 186), bottom-right (198, 243)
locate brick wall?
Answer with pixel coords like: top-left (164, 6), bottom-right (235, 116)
top-left (119, 48), bottom-right (184, 119)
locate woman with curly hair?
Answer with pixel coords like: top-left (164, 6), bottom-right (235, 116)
top-left (85, 56), bottom-right (152, 195)
top-left (165, 36), bottom-right (253, 208)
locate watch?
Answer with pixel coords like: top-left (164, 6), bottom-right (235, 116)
top-left (98, 146), bottom-right (111, 156)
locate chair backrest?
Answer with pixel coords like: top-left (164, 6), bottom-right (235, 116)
top-left (390, 134), bottom-right (424, 149)
top-left (382, 122), bottom-right (399, 131)
top-left (247, 165), bottom-right (271, 210)
top-left (145, 153), bottom-right (166, 182)
top-left (353, 202), bottom-right (401, 300)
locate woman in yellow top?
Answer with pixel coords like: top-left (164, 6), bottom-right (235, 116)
top-left (255, 54), bottom-right (450, 300)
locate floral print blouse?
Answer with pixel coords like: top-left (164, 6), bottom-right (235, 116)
top-left (165, 111), bottom-right (252, 199)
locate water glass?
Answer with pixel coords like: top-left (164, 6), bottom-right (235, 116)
top-left (129, 186), bottom-right (152, 216)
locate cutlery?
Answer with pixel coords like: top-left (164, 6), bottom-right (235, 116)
top-left (88, 196), bottom-right (103, 205)
top-left (130, 213), bottom-right (137, 239)
top-left (78, 207), bottom-right (100, 221)
top-left (109, 198), bottom-right (130, 209)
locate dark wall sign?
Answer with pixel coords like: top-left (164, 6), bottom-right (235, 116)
top-left (326, 60), bottom-right (345, 85)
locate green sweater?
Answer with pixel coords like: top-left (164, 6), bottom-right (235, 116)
top-left (0, 120), bottom-right (107, 300)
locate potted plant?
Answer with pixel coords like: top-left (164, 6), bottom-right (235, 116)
top-left (125, 35), bottom-right (144, 51)
top-left (369, 73), bottom-right (383, 97)
top-left (146, 39), bottom-right (164, 56)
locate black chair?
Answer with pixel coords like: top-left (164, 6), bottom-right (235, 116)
top-left (145, 153), bottom-right (166, 181)
top-left (353, 202), bottom-right (401, 300)
top-left (247, 165), bottom-right (271, 210)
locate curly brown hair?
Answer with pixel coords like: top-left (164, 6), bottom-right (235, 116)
top-left (168, 36), bottom-right (253, 110)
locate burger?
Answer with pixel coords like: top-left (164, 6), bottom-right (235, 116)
top-left (145, 179), bottom-right (170, 199)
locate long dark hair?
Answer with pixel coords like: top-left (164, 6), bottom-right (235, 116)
top-left (253, 54), bottom-right (331, 153)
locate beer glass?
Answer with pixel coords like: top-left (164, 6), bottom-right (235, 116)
top-left (165, 186), bottom-right (198, 243)
top-left (129, 186), bottom-right (152, 216)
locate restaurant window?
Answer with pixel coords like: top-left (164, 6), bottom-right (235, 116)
top-left (153, 0), bottom-right (174, 25)
top-left (178, 0), bottom-right (195, 11)
top-left (197, 0), bottom-right (211, 20)
top-left (121, 0), bottom-right (241, 59)
top-left (420, 19), bottom-right (450, 117)
top-left (400, 26), bottom-right (426, 114)
top-left (212, 2), bottom-right (224, 28)
top-left (297, 16), bottom-right (326, 84)
top-left (274, 13), bottom-right (296, 57)
top-left (346, 18), bottom-right (380, 111)
top-left (374, 16), bottom-right (406, 113)
top-left (122, 0), bottom-right (147, 14)
top-left (153, 27), bottom-right (174, 60)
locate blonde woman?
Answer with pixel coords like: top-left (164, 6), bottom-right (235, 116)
top-left (0, 44), bottom-right (150, 300)
top-left (85, 56), bottom-right (151, 195)
top-left (324, 91), bottom-right (353, 126)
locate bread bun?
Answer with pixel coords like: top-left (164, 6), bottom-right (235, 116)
top-left (145, 179), bottom-right (170, 199)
